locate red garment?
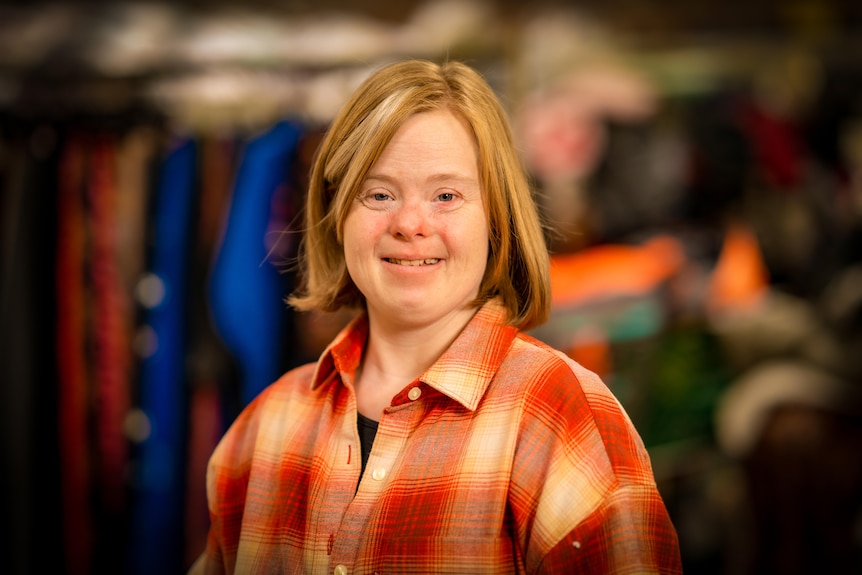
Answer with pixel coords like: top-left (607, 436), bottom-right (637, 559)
top-left (191, 300), bottom-right (681, 574)
top-left (56, 137), bottom-right (93, 575)
top-left (737, 100), bottom-right (804, 189)
top-left (88, 137), bottom-right (131, 513)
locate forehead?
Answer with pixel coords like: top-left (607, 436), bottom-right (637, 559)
top-left (369, 109), bottom-right (480, 179)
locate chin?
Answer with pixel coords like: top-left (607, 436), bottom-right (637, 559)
top-left (389, 299), bottom-right (474, 326)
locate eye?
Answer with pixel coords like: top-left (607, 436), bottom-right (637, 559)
top-left (437, 192), bottom-right (456, 202)
top-left (358, 188), bottom-right (393, 202)
top-left (357, 187), bottom-right (394, 210)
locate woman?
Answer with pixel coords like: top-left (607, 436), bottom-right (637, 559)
top-left (191, 59), bottom-right (681, 574)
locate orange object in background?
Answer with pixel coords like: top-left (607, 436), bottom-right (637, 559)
top-left (542, 224), bottom-right (769, 377)
top-left (541, 235), bottom-right (685, 379)
top-left (549, 235), bottom-right (686, 307)
top-left (707, 221), bottom-right (769, 313)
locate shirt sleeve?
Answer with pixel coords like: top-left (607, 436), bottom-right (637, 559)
top-left (511, 350), bottom-right (682, 574)
top-left (536, 483), bottom-right (682, 574)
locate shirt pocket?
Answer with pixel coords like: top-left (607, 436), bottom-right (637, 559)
top-left (373, 535), bottom-right (520, 574)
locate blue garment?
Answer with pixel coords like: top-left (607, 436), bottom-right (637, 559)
top-left (127, 138), bottom-right (197, 575)
top-left (209, 121), bottom-right (302, 406)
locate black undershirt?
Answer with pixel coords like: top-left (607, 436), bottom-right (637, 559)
top-left (356, 412), bottom-right (379, 477)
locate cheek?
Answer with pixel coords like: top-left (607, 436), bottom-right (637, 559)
top-left (476, 238), bottom-right (490, 274)
top-left (343, 216), bottom-right (380, 270)
top-left (343, 213), bottom-right (372, 247)
top-left (470, 218), bottom-right (491, 254)
top-left (451, 219), bottom-right (490, 267)
top-left (342, 240), bottom-right (368, 293)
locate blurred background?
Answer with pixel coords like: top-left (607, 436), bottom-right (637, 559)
top-left (1, 0), bottom-right (861, 573)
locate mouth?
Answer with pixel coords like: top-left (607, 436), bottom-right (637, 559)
top-left (385, 258), bottom-right (440, 266)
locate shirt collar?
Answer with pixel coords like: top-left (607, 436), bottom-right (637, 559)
top-left (310, 312), bottom-right (367, 391)
top-left (310, 299), bottom-right (518, 411)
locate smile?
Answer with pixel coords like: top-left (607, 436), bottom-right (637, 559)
top-left (386, 258), bottom-right (440, 266)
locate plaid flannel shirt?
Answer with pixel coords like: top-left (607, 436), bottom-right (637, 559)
top-left (190, 300), bottom-right (681, 574)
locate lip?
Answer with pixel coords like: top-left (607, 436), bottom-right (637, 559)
top-left (384, 257), bottom-right (441, 267)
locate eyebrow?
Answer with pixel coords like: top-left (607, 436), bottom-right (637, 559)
top-left (363, 172), bottom-right (479, 186)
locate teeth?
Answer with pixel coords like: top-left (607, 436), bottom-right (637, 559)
top-left (388, 258), bottom-right (440, 266)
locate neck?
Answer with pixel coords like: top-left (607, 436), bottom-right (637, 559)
top-left (354, 306), bottom-right (477, 419)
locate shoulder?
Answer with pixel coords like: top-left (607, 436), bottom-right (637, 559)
top-left (502, 336), bottom-right (677, 570)
top-left (503, 333), bottom-right (653, 481)
top-left (500, 332), bottom-right (612, 415)
top-left (209, 362), bottom-right (319, 471)
top-left (506, 332), bottom-right (629, 420)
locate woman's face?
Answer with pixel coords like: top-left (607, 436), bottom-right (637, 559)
top-left (343, 109), bottom-right (489, 330)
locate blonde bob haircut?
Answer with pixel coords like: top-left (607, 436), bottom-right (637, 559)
top-left (288, 59), bottom-right (550, 330)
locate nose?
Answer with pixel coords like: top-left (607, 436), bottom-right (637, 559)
top-left (389, 198), bottom-right (429, 240)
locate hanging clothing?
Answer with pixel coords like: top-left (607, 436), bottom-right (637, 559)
top-left (88, 136), bottom-right (133, 516)
top-left (184, 135), bottom-right (240, 568)
top-left (209, 121), bottom-right (303, 406)
top-left (55, 135), bottom-right (95, 575)
top-left (127, 137), bottom-right (198, 575)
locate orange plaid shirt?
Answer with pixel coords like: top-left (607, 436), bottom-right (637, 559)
top-left (190, 300), bottom-right (681, 574)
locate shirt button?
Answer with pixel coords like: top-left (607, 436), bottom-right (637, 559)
top-left (334, 565), bottom-right (348, 575)
top-left (407, 387), bottom-right (422, 401)
top-left (371, 467), bottom-right (386, 481)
